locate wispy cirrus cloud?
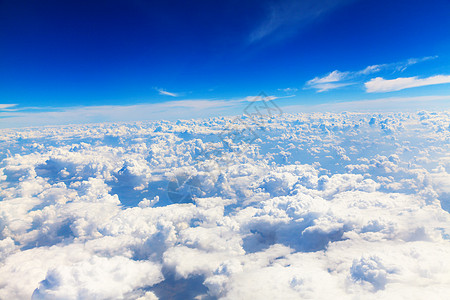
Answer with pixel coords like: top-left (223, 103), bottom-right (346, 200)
top-left (0, 104), bottom-right (17, 111)
top-left (358, 56), bottom-right (437, 75)
top-left (305, 56), bottom-right (437, 92)
top-left (157, 88), bottom-right (178, 97)
top-left (305, 70), bottom-right (354, 92)
top-left (365, 75), bottom-right (450, 93)
top-left (249, 0), bottom-right (356, 44)
top-left (277, 87), bottom-right (298, 93)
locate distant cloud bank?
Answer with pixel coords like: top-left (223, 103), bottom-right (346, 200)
top-left (2, 93), bottom-right (450, 128)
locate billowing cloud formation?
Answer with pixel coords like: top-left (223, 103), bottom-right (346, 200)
top-left (1, 111), bottom-right (450, 299)
top-left (365, 75), bottom-right (450, 93)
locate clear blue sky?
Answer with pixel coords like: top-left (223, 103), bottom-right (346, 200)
top-left (1, 0), bottom-right (450, 126)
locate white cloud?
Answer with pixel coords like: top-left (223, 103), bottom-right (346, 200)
top-left (365, 75), bottom-right (450, 93)
top-left (358, 56), bottom-right (437, 75)
top-left (305, 71), bottom-right (354, 92)
top-left (307, 81), bottom-right (354, 92)
top-left (32, 256), bottom-right (162, 299)
top-left (305, 56), bottom-right (438, 92)
top-left (1, 110), bottom-right (450, 298)
top-left (242, 95), bottom-right (278, 102)
top-left (278, 88), bottom-right (298, 93)
top-left (0, 104), bottom-right (17, 110)
top-left (304, 69), bottom-right (358, 92)
top-left (157, 89), bottom-right (178, 97)
top-left (358, 64), bottom-right (383, 75)
top-left (308, 70), bottom-right (348, 84)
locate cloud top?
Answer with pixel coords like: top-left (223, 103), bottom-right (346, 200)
top-left (1, 110), bottom-right (450, 298)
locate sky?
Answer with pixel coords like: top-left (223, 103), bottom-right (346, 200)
top-left (1, 0), bottom-right (450, 127)
top-left (1, 2), bottom-right (450, 297)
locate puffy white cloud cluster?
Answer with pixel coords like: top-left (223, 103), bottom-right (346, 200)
top-left (1, 111), bottom-right (450, 299)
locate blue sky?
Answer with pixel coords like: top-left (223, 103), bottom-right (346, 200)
top-left (1, 0), bottom-right (450, 127)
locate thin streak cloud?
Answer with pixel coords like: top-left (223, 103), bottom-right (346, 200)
top-left (249, 0), bottom-right (356, 44)
top-left (305, 56), bottom-right (438, 92)
top-left (365, 75), bottom-right (450, 93)
top-left (0, 104), bottom-right (17, 110)
top-left (157, 89), bottom-right (178, 97)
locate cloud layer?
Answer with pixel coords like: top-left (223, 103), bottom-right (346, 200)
top-left (1, 110), bottom-right (450, 299)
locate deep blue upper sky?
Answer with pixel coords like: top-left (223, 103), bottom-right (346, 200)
top-left (1, 0), bottom-right (450, 118)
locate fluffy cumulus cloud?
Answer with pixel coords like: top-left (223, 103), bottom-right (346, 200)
top-left (1, 110), bottom-right (450, 299)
